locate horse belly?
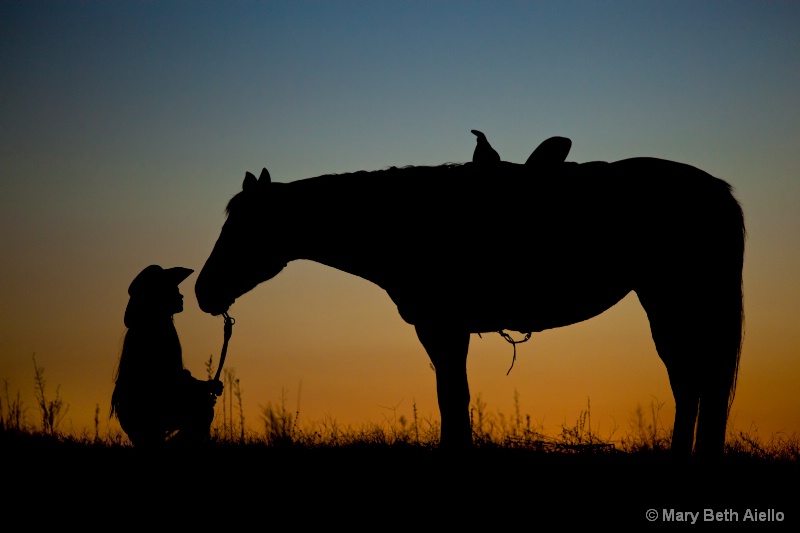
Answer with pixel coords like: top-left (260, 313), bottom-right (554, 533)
top-left (462, 280), bottom-right (632, 333)
top-left (389, 268), bottom-right (631, 334)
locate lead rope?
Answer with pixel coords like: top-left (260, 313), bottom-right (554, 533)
top-left (214, 312), bottom-right (235, 382)
top-left (497, 330), bottom-right (532, 375)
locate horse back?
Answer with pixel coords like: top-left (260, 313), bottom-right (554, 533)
top-left (284, 158), bottom-right (742, 331)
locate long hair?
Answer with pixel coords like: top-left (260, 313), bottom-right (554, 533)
top-left (110, 316), bottom-right (185, 420)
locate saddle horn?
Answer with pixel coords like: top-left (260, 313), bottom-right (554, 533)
top-left (471, 129), bottom-right (501, 164)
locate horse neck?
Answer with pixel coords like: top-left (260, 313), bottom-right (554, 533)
top-left (274, 176), bottom-right (390, 286)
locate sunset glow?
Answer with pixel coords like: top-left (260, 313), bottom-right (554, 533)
top-left (1, 1), bottom-right (798, 444)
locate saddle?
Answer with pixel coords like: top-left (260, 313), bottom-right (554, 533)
top-left (470, 130), bottom-right (572, 166)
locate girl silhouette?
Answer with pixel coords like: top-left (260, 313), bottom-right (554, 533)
top-left (111, 265), bottom-right (223, 447)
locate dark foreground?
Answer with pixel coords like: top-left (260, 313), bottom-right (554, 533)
top-left (3, 432), bottom-right (796, 530)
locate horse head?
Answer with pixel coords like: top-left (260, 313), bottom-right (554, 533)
top-left (195, 167), bottom-right (288, 316)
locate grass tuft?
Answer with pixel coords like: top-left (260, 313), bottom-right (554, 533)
top-left (2, 361), bottom-right (798, 469)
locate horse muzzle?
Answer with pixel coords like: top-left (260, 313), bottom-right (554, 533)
top-left (195, 276), bottom-right (234, 316)
top-left (204, 302), bottom-right (231, 317)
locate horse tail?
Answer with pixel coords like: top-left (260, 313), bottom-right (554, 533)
top-left (726, 186), bottom-right (746, 416)
top-left (696, 180), bottom-right (745, 453)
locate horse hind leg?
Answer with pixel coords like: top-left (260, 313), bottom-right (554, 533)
top-left (637, 290), bottom-right (716, 457)
top-left (686, 328), bottom-right (739, 458)
top-left (694, 293), bottom-right (743, 457)
top-left (638, 279), bottom-right (742, 458)
top-left (651, 330), bottom-right (701, 456)
top-left (414, 322), bottom-right (472, 450)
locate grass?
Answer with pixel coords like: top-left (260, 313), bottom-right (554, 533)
top-left (3, 355), bottom-right (799, 461)
top-left (3, 357), bottom-right (799, 527)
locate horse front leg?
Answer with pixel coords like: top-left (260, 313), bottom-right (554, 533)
top-left (414, 322), bottom-right (472, 450)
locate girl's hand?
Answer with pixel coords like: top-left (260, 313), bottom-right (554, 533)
top-left (208, 379), bottom-right (224, 397)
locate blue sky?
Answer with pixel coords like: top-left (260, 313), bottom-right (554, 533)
top-left (6, 1), bottom-right (797, 177)
top-left (1, 1), bottom-right (799, 438)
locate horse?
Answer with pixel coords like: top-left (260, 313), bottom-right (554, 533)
top-left (195, 133), bottom-right (745, 457)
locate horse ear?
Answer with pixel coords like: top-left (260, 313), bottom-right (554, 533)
top-left (243, 171), bottom-right (258, 191)
top-left (258, 167), bottom-right (271, 184)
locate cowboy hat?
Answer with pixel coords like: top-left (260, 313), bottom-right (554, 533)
top-left (125, 265), bottom-right (193, 327)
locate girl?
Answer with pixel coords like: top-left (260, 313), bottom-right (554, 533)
top-left (111, 265), bottom-right (223, 447)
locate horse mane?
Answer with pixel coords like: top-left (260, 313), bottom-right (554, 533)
top-left (225, 163), bottom-right (468, 216)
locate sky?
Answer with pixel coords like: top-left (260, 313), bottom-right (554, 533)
top-left (1, 1), bottom-right (798, 444)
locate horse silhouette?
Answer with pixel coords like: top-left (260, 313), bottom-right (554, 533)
top-left (195, 133), bottom-right (745, 457)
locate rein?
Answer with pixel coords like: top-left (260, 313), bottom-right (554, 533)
top-left (498, 330), bottom-right (532, 375)
top-left (214, 312), bottom-right (235, 381)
